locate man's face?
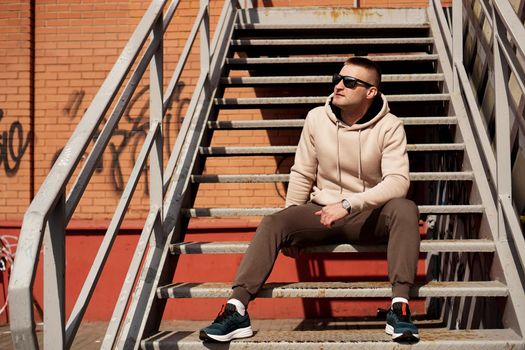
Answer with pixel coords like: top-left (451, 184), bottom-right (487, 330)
top-left (331, 64), bottom-right (377, 111)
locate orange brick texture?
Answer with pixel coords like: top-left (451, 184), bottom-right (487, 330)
top-left (1, 0), bottom-right (447, 225)
top-left (0, 1), bottom-right (32, 222)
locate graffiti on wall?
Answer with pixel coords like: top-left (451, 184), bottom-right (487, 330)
top-left (0, 109), bottom-right (32, 176)
top-left (52, 85), bottom-right (190, 193)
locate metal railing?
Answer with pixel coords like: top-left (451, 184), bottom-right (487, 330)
top-left (8, 0), bottom-right (240, 348)
top-left (430, 0), bottom-right (525, 334)
top-left (430, 0), bottom-right (525, 273)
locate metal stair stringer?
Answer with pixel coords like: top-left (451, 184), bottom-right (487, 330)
top-left (449, 90), bottom-right (525, 336)
top-left (111, 4), bottom-right (240, 349)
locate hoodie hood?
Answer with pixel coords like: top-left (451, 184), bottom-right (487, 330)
top-left (324, 92), bottom-right (390, 130)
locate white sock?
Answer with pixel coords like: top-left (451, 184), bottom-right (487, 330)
top-left (227, 298), bottom-right (246, 316)
top-left (392, 297), bottom-right (409, 306)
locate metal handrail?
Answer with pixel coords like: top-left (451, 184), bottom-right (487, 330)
top-left (492, 0), bottom-right (525, 60)
top-left (6, 0), bottom-right (236, 348)
top-left (64, 122), bottom-right (161, 347)
top-left (430, 0), bottom-right (497, 184)
top-left (162, 6), bottom-right (210, 190)
top-left (429, 0), bottom-right (525, 336)
top-left (430, 0), bottom-right (525, 271)
top-left (103, 2), bottom-right (214, 347)
top-left (111, 1), bottom-right (239, 347)
top-left (63, 1), bottom-right (189, 346)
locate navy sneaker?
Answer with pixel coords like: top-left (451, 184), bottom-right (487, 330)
top-left (199, 303), bottom-right (253, 342)
top-left (385, 302), bottom-right (420, 341)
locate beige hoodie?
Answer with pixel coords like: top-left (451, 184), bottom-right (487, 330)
top-left (285, 93), bottom-right (410, 213)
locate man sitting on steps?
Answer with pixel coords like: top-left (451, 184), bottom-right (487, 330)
top-left (199, 56), bottom-right (421, 343)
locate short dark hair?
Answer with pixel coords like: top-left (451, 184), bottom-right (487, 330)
top-left (344, 56), bottom-right (382, 88)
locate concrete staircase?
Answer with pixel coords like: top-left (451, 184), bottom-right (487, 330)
top-left (136, 7), bottom-right (525, 349)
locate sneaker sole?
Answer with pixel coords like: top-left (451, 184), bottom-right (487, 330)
top-left (385, 324), bottom-right (420, 341)
top-left (200, 326), bottom-right (253, 342)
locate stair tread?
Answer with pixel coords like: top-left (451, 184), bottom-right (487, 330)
top-left (235, 23), bottom-right (431, 30)
top-left (183, 206), bottom-right (484, 217)
top-left (157, 281), bottom-right (508, 299)
top-left (226, 54), bottom-right (439, 65)
top-left (208, 117), bottom-right (457, 129)
top-left (191, 172), bottom-right (474, 183)
top-left (142, 328), bottom-right (522, 349)
top-left (231, 38), bottom-right (434, 45)
top-left (214, 94), bottom-right (450, 105)
top-left (199, 144), bottom-right (464, 155)
top-left (170, 239), bottom-right (495, 254)
top-left (221, 73), bottom-right (444, 85)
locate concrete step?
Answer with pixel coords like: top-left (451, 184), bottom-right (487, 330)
top-left (231, 38), bottom-right (434, 46)
top-left (226, 54), bottom-right (439, 66)
top-left (141, 328), bottom-right (523, 349)
top-left (191, 172), bottom-right (473, 183)
top-left (182, 205), bottom-right (484, 218)
top-left (220, 74), bottom-right (444, 86)
top-left (170, 239), bottom-right (495, 255)
top-left (199, 144), bottom-right (464, 156)
top-left (214, 94), bottom-right (450, 107)
top-left (208, 117), bottom-right (457, 130)
top-left (157, 281), bottom-right (508, 299)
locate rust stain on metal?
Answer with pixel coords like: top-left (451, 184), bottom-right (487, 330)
top-left (330, 8), bottom-right (341, 22)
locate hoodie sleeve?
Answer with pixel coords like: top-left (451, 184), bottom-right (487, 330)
top-left (346, 120), bottom-right (410, 212)
top-left (285, 112), bottom-right (318, 207)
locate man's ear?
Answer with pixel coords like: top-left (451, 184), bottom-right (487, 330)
top-left (366, 86), bottom-right (378, 100)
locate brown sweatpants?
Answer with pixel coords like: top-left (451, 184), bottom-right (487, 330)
top-left (231, 198), bottom-right (420, 306)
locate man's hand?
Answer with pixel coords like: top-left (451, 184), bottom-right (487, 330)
top-left (315, 202), bottom-right (349, 228)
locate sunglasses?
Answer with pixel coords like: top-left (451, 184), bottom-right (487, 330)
top-left (332, 73), bottom-right (374, 89)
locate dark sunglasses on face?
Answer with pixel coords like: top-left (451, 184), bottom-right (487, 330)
top-left (332, 73), bottom-right (374, 89)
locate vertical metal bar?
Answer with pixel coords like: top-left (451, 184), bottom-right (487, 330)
top-left (452, 0), bottom-right (463, 92)
top-left (131, 11), bottom-right (164, 348)
top-left (241, 0), bottom-right (254, 8)
top-left (43, 193), bottom-right (66, 349)
top-left (200, 0), bottom-right (210, 77)
top-left (150, 9), bottom-right (164, 216)
top-left (492, 8), bottom-right (512, 241)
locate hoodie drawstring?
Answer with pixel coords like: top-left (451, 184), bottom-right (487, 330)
top-left (358, 129), bottom-right (365, 192)
top-left (336, 121), bottom-right (342, 193)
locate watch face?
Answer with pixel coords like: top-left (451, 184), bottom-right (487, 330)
top-left (342, 199), bottom-right (350, 210)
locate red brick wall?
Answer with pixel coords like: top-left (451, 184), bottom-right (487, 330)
top-left (0, 0), bottom-right (32, 222)
top-left (36, 0), bottom-right (143, 220)
top-left (31, 0), bottom-right (229, 221)
top-left (2, 0), bottom-right (448, 224)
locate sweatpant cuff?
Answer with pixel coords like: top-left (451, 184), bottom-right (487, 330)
top-left (392, 283), bottom-right (411, 300)
top-left (231, 286), bottom-right (252, 307)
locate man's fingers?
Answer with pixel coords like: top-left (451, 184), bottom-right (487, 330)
top-left (314, 210), bottom-right (322, 216)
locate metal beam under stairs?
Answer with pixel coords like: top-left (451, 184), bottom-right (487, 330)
top-left (118, 6), bottom-right (525, 350)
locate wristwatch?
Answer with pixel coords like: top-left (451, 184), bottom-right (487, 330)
top-left (341, 199), bottom-right (352, 213)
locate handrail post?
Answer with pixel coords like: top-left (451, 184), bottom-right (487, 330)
top-left (240, 0), bottom-right (254, 8)
top-left (43, 192), bottom-right (66, 349)
top-left (492, 6), bottom-right (512, 242)
top-left (452, 0), bottom-right (462, 92)
top-left (200, 0), bottom-right (210, 77)
top-left (151, 9), bottom-right (164, 219)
